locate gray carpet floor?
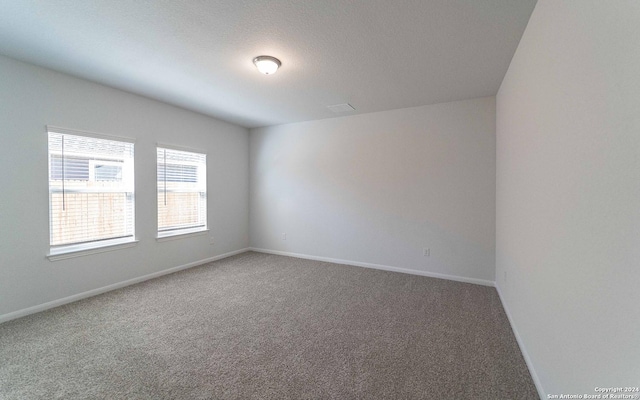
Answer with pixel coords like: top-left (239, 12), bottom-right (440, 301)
top-left (0, 251), bottom-right (538, 399)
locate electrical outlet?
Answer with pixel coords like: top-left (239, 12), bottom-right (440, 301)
top-left (209, 237), bottom-right (215, 245)
top-left (282, 233), bottom-right (287, 241)
top-left (423, 248), bottom-right (430, 257)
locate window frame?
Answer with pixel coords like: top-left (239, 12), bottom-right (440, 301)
top-left (46, 126), bottom-right (137, 260)
top-left (156, 143), bottom-right (208, 240)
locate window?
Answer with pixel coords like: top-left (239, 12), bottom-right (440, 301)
top-left (157, 146), bottom-right (207, 237)
top-left (48, 128), bottom-right (135, 256)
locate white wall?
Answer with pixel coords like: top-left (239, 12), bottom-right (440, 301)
top-left (0, 55), bottom-right (249, 317)
top-left (250, 97), bottom-right (496, 283)
top-left (496, 0), bottom-right (640, 396)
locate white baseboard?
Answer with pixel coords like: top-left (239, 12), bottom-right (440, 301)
top-left (0, 248), bottom-right (250, 325)
top-left (248, 247), bottom-right (495, 287)
top-left (495, 283), bottom-right (545, 400)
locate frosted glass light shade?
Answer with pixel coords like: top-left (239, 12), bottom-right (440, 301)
top-left (253, 56), bottom-right (281, 75)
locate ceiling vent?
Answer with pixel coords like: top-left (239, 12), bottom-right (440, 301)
top-left (327, 103), bottom-right (355, 113)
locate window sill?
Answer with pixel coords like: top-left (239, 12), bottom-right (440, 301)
top-left (48, 238), bottom-right (139, 261)
top-left (156, 228), bottom-right (209, 242)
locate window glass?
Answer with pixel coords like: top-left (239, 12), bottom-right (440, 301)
top-left (48, 130), bottom-right (135, 248)
top-left (157, 147), bottom-right (207, 236)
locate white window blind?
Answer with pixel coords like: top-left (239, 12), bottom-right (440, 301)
top-left (48, 130), bottom-right (135, 248)
top-left (157, 147), bottom-right (207, 235)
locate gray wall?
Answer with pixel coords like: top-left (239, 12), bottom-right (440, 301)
top-left (250, 97), bottom-right (496, 283)
top-left (0, 55), bottom-right (250, 317)
top-left (496, 0), bottom-right (640, 395)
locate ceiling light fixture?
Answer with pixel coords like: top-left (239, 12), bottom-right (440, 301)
top-left (253, 55), bottom-right (281, 75)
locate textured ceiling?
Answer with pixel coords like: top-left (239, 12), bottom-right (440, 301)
top-left (0, 0), bottom-right (537, 128)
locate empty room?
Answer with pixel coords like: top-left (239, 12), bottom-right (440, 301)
top-left (0, 1), bottom-right (638, 399)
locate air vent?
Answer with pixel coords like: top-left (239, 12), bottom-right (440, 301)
top-left (327, 103), bottom-right (355, 113)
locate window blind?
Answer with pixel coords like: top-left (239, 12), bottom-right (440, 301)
top-left (157, 147), bottom-right (207, 234)
top-left (48, 131), bottom-right (135, 247)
